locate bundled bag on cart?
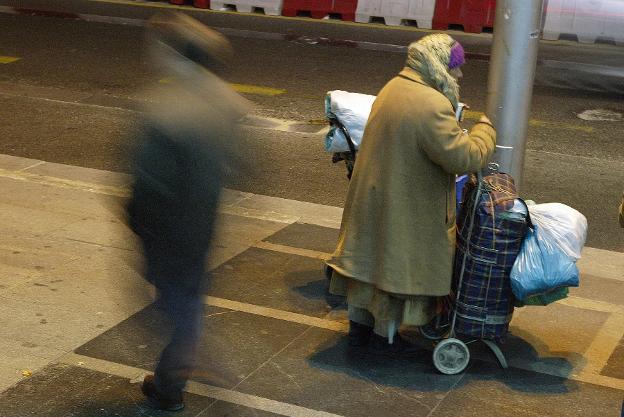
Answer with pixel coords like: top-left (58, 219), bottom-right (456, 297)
top-left (324, 90), bottom-right (376, 153)
top-left (453, 173), bottom-right (530, 343)
top-left (510, 203), bottom-right (587, 303)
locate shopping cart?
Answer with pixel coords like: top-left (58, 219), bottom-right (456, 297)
top-left (423, 169), bottom-right (528, 375)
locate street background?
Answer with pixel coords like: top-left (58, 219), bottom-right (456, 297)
top-left (0, 1), bottom-right (622, 416)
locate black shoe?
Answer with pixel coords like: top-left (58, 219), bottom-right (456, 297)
top-left (348, 321), bottom-right (374, 347)
top-left (141, 375), bottom-right (185, 412)
top-left (369, 333), bottom-right (424, 355)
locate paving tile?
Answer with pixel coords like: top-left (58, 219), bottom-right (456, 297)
top-left (0, 201), bottom-right (79, 236)
top-left (506, 303), bottom-right (610, 377)
top-left (263, 222), bottom-right (339, 253)
top-left (0, 363), bottom-right (214, 417)
top-left (430, 360), bottom-right (624, 417)
top-left (51, 217), bottom-right (140, 251)
top-left (210, 213), bottom-right (289, 269)
top-left (0, 295), bottom-right (137, 356)
top-left (602, 335), bottom-right (624, 380)
top-left (0, 351), bottom-right (53, 394)
top-left (75, 303), bottom-right (309, 389)
top-left (570, 273), bottom-right (624, 307)
top-left (236, 327), bottom-right (462, 417)
top-left (214, 214), bottom-right (288, 247)
top-left (209, 248), bottom-right (343, 318)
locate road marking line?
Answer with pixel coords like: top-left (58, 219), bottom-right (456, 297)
top-left (464, 110), bottom-right (594, 133)
top-left (0, 86), bottom-right (596, 135)
top-left (60, 352), bottom-right (345, 417)
top-left (204, 295), bottom-right (348, 332)
top-left (254, 240), bottom-right (331, 260)
top-left (230, 83), bottom-right (287, 96)
top-left (0, 90), bottom-right (140, 113)
top-left (0, 56), bottom-right (20, 64)
top-left (159, 79), bottom-right (287, 96)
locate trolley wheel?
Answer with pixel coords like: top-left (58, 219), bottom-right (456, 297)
top-left (433, 338), bottom-right (470, 375)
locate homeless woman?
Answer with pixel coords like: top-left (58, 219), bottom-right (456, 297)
top-left (326, 33), bottom-right (497, 354)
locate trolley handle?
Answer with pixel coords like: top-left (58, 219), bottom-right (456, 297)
top-left (328, 116), bottom-right (358, 156)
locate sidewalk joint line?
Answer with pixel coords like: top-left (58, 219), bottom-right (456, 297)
top-left (204, 296), bottom-right (348, 333)
top-left (60, 352), bottom-right (344, 417)
top-left (18, 160), bottom-right (46, 172)
top-left (254, 240), bottom-right (331, 260)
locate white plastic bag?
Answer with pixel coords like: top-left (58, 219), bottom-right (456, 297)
top-left (324, 90), bottom-right (376, 153)
top-left (527, 203), bottom-right (587, 259)
top-left (510, 203), bottom-right (587, 300)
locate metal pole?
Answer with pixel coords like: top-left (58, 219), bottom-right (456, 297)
top-left (486, 0), bottom-right (544, 191)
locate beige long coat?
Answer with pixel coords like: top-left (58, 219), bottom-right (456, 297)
top-left (327, 67), bottom-right (496, 296)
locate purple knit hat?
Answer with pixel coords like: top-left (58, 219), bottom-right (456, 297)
top-left (448, 41), bottom-right (465, 69)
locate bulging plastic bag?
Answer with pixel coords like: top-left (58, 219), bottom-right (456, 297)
top-left (510, 203), bottom-right (587, 301)
top-left (527, 203), bottom-right (587, 259)
top-left (324, 91), bottom-right (376, 153)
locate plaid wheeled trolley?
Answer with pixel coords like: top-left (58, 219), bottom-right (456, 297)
top-left (428, 171), bottom-right (529, 375)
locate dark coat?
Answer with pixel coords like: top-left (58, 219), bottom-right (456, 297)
top-left (127, 64), bottom-right (248, 270)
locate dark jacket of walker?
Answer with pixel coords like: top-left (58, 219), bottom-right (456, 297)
top-left (127, 59), bottom-right (248, 290)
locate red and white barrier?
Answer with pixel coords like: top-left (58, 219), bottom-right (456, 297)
top-left (432, 0), bottom-right (496, 33)
top-left (355, 0), bottom-right (435, 27)
top-left (543, 0), bottom-right (624, 45)
top-left (210, 0), bottom-right (283, 15)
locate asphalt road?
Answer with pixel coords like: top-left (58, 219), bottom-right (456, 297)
top-left (0, 8), bottom-right (622, 252)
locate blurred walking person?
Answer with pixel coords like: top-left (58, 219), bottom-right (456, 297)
top-left (126, 12), bottom-right (248, 411)
top-left (326, 34), bottom-right (496, 354)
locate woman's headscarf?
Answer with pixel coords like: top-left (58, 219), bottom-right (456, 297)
top-left (405, 34), bottom-right (465, 108)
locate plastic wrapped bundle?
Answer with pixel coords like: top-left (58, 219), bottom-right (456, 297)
top-left (324, 90), bottom-right (376, 153)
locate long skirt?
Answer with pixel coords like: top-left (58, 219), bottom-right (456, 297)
top-left (330, 272), bottom-right (436, 341)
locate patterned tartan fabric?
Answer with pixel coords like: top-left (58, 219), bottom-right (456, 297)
top-left (452, 173), bottom-right (528, 342)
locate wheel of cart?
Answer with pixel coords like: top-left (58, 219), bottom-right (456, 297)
top-left (431, 170), bottom-right (511, 375)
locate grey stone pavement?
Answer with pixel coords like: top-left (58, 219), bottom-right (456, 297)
top-left (0, 152), bottom-right (623, 417)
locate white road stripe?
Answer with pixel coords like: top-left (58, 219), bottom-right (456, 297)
top-left (60, 353), bottom-right (345, 417)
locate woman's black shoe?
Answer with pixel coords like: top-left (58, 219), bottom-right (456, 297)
top-left (348, 320), bottom-right (373, 347)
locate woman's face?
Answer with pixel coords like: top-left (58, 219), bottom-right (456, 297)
top-left (449, 67), bottom-right (463, 80)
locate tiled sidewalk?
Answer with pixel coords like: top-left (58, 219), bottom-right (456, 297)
top-left (0, 153), bottom-right (622, 416)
